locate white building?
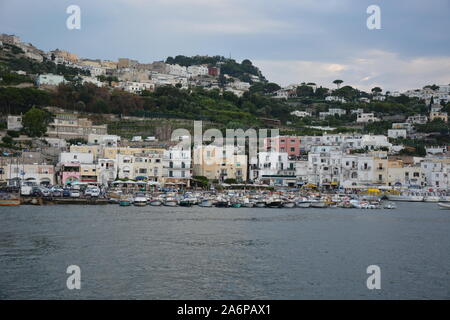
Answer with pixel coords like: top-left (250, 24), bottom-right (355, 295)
top-left (87, 134), bottom-right (120, 147)
top-left (388, 129), bottom-right (407, 139)
top-left (36, 74), bottom-right (65, 87)
top-left (357, 113), bottom-right (380, 123)
top-left (7, 115), bottom-right (23, 131)
top-left (291, 110), bottom-right (312, 118)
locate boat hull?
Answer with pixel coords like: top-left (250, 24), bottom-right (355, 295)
top-left (0, 199), bottom-right (20, 206)
top-left (438, 203), bottom-right (450, 209)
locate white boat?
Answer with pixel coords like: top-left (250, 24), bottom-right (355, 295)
top-left (255, 201), bottom-right (266, 208)
top-left (438, 203), bottom-right (450, 209)
top-left (163, 198), bottom-right (178, 207)
top-left (439, 195), bottom-right (450, 202)
top-left (296, 201), bottom-right (311, 208)
top-left (383, 202), bottom-right (397, 210)
top-left (310, 200), bottom-right (328, 208)
top-left (198, 199), bottom-right (213, 207)
top-left (149, 199), bottom-right (162, 206)
top-left (133, 194), bottom-right (148, 206)
top-left (387, 193), bottom-right (424, 202)
top-left (424, 193), bottom-right (441, 202)
top-left (282, 201), bottom-right (296, 208)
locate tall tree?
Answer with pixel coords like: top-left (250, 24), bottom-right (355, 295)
top-left (333, 80), bottom-right (344, 89)
top-left (22, 107), bottom-right (51, 137)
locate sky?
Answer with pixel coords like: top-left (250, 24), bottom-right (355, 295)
top-left (1, 0), bottom-right (450, 92)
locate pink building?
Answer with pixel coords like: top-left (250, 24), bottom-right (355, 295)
top-left (265, 136), bottom-right (301, 157)
top-left (60, 163), bottom-right (81, 185)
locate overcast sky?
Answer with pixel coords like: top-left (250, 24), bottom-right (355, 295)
top-left (1, 0), bottom-right (449, 92)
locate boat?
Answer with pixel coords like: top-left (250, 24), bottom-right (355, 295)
top-left (231, 202), bottom-right (242, 208)
top-left (242, 202), bottom-right (254, 208)
top-left (438, 203), bottom-right (450, 209)
top-left (119, 199), bottom-right (131, 206)
top-left (296, 201), bottom-right (311, 208)
top-left (387, 193), bottom-right (424, 202)
top-left (149, 199), bottom-right (162, 206)
top-left (310, 200), bottom-right (328, 208)
top-left (282, 201), bottom-right (296, 208)
top-left (424, 193), bottom-right (441, 202)
top-left (439, 195), bottom-right (450, 202)
top-left (198, 199), bottom-right (213, 207)
top-left (254, 201), bottom-right (266, 208)
top-left (383, 202), bottom-right (397, 210)
top-left (163, 198), bottom-right (178, 207)
top-left (0, 193), bottom-right (20, 206)
top-left (179, 200), bottom-right (193, 207)
top-left (133, 194), bottom-right (148, 206)
top-left (214, 201), bottom-right (229, 208)
top-left (267, 201), bottom-right (283, 208)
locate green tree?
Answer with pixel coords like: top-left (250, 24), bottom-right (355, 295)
top-left (333, 79), bottom-right (343, 89)
top-left (22, 107), bottom-right (51, 137)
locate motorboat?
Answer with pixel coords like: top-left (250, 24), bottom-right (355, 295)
top-left (198, 199), bottom-right (213, 207)
top-left (387, 192), bottom-right (424, 202)
top-left (296, 201), bottom-right (311, 208)
top-left (282, 201), bottom-right (296, 208)
top-left (163, 198), bottom-right (178, 207)
top-left (438, 203), bottom-right (450, 209)
top-left (149, 199), bottom-right (162, 206)
top-left (133, 194), bottom-right (148, 206)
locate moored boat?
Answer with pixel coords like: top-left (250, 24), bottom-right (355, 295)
top-left (198, 199), bottom-right (213, 207)
top-left (438, 202), bottom-right (450, 209)
top-left (282, 201), bottom-right (296, 208)
top-left (149, 199), bottom-right (162, 206)
top-left (133, 194), bottom-right (148, 206)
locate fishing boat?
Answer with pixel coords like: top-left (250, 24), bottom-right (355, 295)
top-left (0, 193), bottom-right (20, 206)
top-left (133, 193), bottom-right (148, 206)
top-left (242, 202), bottom-right (254, 208)
top-left (266, 200), bottom-right (283, 208)
top-left (282, 201), bottom-right (296, 208)
top-left (296, 200), bottom-right (311, 209)
top-left (198, 199), bottom-right (213, 207)
top-left (383, 202), bottom-right (397, 209)
top-left (255, 201), bottom-right (266, 208)
top-left (163, 198), bottom-right (178, 207)
top-left (310, 200), bottom-right (328, 208)
top-left (214, 201), bottom-right (229, 208)
top-left (438, 203), bottom-right (450, 209)
top-left (179, 200), bottom-right (193, 207)
top-left (231, 202), bottom-right (242, 208)
top-left (119, 199), bottom-right (132, 206)
top-left (149, 199), bottom-right (162, 206)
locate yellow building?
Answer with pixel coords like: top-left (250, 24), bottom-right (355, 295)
top-left (80, 164), bottom-right (99, 184)
top-left (70, 145), bottom-right (104, 161)
top-left (193, 146), bottom-right (247, 182)
top-left (430, 111), bottom-right (448, 123)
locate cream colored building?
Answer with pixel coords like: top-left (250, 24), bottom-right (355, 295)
top-left (193, 146), bottom-right (247, 182)
top-left (47, 114), bottom-right (108, 139)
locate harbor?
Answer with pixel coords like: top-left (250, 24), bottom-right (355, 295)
top-left (3, 185), bottom-right (450, 210)
top-left (1, 201), bottom-right (449, 299)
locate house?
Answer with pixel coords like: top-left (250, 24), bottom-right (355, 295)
top-left (357, 113), bottom-right (380, 123)
top-left (290, 110), bottom-right (312, 118)
top-left (388, 129), bottom-right (407, 139)
top-left (430, 111), bottom-right (448, 123)
top-left (325, 96), bottom-right (346, 103)
top-left (406, 115), bottom-right (428, 125)
top-left (36, 74), bottom-right (65, 87)
top-left (7, 115), bottom-right (23, 131)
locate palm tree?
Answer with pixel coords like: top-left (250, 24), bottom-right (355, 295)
top-left (333, 80), bottom-right (343, 89)
top-left (371, 87), bottom-right (382, 95)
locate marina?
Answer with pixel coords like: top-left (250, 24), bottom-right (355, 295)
top-left (1, 202), bottom-right (449, 299)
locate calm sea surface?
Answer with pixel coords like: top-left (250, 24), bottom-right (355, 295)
top-left (0, 202), bottom-right (449, 299)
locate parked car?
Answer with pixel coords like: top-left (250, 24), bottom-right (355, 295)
top-left (62, 189), bottom-right (71, 197)
top-left (40, 187), bottom-right (51, 197)
top-left (85, 188), bottom-right (100, 197)
top-left (70, 190), bottom-right (81, 198)
top-left (31, 187), bottom-right (42, 197)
